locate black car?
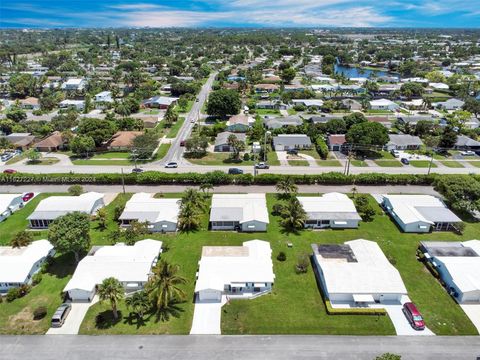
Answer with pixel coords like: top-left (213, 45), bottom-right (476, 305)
top-left (132, 168), bottom-right (144, 173)
top-left (228, 168), bottom-right (243, 175)
top-left (287, 149), bottom-right (298, 155)
top-left (400, 158), bottom-right (410, 165)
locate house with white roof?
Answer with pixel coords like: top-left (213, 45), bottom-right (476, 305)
top-left (64, 239), bottom-right (162, 302)
top-left (61, 78), bottom-right (86, 91)
top-left (28, 192), bottom-right (105, 229)
top-left (298, 193), bottom-right (361, 229)
top-left (59, 99), bottom-right (85, 111)
top-left (311, 239), bottom-right (408, 306)
top-left (0, 240), bottom-right (55, 294)
top-left (386, 134), bottom-right (424, 151)
top-left (420, 240), bottom-right (480, 303)
top-left (142, 95), bottom-right (178, 109)
top-left (94, 91), bottom-right (113, 108)
top-left (273, 134), bottom-right (312, 151)
top-left (0, 194), bottom-right (24, 222)
top-left (435, 98), bottom-right (465, 111)
top-left (291, 99), bottom-right (324, 108)
top-left (210, 194), bottom-right (269, 232)
top-left (119, 193), bottom-right (180, 232)
top-left (194, 240), bottom-right (275, 302)
top-left (381, 194), bottom-right (461, 233)
top-left (369, 99), bottom-right (399, 111)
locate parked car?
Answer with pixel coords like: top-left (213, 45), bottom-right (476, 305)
top-left (400, 158), bottom-right (410, 165)
top-left (1, 153), bottom-right (13, 162)
top-left (51, 303), bottom-right (72, 328)
top-left (402, 302), bottom-right (425, 330)
top-left (3, 169), bottom-right (17, 174)
top-left (180, 140), bottom-right (186, 146)
top-left (460, 151), bottom-right (475, 156)
top-left (228, 168), bottom-right (243, 175)
top-left (255, 162), bottom-right (270, 169)
top-left (131, 168), bottom-right (144, 173)
top-left (22, 192), bottom-right (34, 202)
top-left (390, 150), bottom-right (400, 158)
top-left (287, 149), bottom-right (298, 155)
top-left (165, 162), bottom-right (178, 168)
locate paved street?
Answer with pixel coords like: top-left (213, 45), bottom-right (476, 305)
top-left (1, 335), bottom-right (479, 360)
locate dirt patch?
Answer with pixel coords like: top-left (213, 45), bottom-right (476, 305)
top-left (6, 307), bottom-right (44, 334)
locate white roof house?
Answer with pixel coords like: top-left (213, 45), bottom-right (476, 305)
top-left (64, 239), bottom-right (163, 302)
top-left (382, 195), bottom-right (461, 233)
top-left (28, 192), bottom-right (105, 228)
top-left (210, 194), bottom-right (269, 232)
top-left (0, 194), bottom-right (24, 222)
top-left (291, 99), bottom-right (324, 108)
top-left (194, 240), bottom-right (275, 302)
top-left (61, 78), bottom-right (86, 91)
top-left (298, 193), bottom-right (361, 229)
top-left (119, 193), bottom-right (180, 232)
top-left (0, 240), bottom-right (54, 292)
top-left (369, 99), bottom-right (399, 111)
top-left (311, 239), bottom-right (408, 305)
top-left (59, 99), bottom-right (85, 110)
top-left (420, 240), bottom-right (480, 303)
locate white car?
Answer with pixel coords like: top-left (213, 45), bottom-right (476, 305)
top-left (460, 151), bottom-right (475, 156)
top-left (165, 162), bottom-right (178, 168)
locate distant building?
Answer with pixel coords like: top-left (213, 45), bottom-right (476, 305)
top-left (59, 99), bottom-right (85, 111)
top-left (142, 96), bottom-right (178, 109)
top-left (435, 98), bottom-right (465, 111)
top-left (61, 78), bottom-right (86, 91)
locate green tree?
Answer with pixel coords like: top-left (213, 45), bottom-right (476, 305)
top-left (206, 89), bottom-right (241, 117)
top-left (6, 106), bottom-right (27, 122)
top-left (434, 176), bottom-right (480, 214)
top-left (77, 117), bottom-right (116, 147)
top-left (70, 135), bottom-right (96, 157)
top-left (177, 188), bottom-right (205, 231)
top-left (227, 134), bottom-right (245, 160)
top-left (375, 353), bottom-right (401, 360)
top-left (125, 290), bottom-right (150, 319)
top-left (8, 73), bottom-right (37, 98)
top-left (96, 207), bottom-right (108, 230)
top-left (132, 131), bottom-right (158, 160)
top-left (343, 112), bottom-right (367, 129)
top-left (26, 149), bottom-right (41, 163)
top-left (146, 261), bottom-right (187, 316)
top-left (276, 177), bottom-right (298, 198)
top-left (10, 230), bottom-right (33, 248)
top-left (462, 98), bottom-right (480, 117)
top-left (346, 122), bottom-right (389, 149)
top-left (280, 67), bottom-right (296, 84)
top-left (280, 198), bottom-right (307, 230)
top-left (48, 212), bottom-right (91, 263)
top-left (98, 277), bottom-right (124, 320)
top-left (439, 126), bottom-right (458, 149)
top-left (185, 135), bottom-right (209, 156)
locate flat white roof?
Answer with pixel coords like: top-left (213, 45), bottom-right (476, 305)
top-left (370, 98), bottom-right (397, 106)
top-left (0, 240), bottom-right (53, 283)
top-left (312, 239), bottom-right (408, 296)
top-left (0, 194), bottom-right (22, 212)
top-left (195, 240), bottom-right (275, 292)
top-left (64, 239), bottom-right (162, 293)
top-left (119, 193), bottom-right (180, 224)
top-left (297, 193), bottom-right (361, 221)
top-left (210, 194), bottom-right (269, 224)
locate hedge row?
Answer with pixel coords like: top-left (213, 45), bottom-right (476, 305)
top-left (0, 171), bottom-right (477, 186)
top-left (325, 300), bottom-right (387, 316)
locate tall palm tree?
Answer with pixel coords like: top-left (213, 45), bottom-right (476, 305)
top-left (125, 291), bottom-right (150, 319)
top-left (146, 261), bottom-right (187, 314)
top-left (199, 182), bottom-right (214, 197)
top-left (281, 198), bottom-right (307, 230)
top-left (10, 230), bottom-right (33, 248)
top-left (98, 277), bottom-right (124, 320)
top-left (181, 188), bottom-right (206, 211)
top-left (276, 177), bottom-right (298, 198)
top-left (177, 200), bottom-right (202, 231)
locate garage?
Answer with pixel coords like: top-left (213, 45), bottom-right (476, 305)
top-left (198, 288), bottom-right (222, 302)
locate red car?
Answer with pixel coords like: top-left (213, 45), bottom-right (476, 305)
top-left (22, 192), bottom-right (34, 202)
top-left (3, 169), bottom-right (17, 174)
top-left (180, 140), bottom-right (186, 147)
top-left (403, 302), bottom-right (425, 330)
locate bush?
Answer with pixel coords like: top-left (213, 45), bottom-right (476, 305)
top-left (243, 153), bottom-right (250, 161)
top-left (68, 184), bottom-right (84, 196)
top-left (277, 251), bottom-right (287, 262)
top-left (6, 287), bottom-right (21, 302)
top-left (295, 253), bottom-right (310, 274)
top-left (31, 272), bottom-right (42, 286)
top-left (33, 306), bottom-right (48, 320)
top-left (272, 203), bottom-right (284, 216)
top-left (113, 204), bottom-right (125, 222)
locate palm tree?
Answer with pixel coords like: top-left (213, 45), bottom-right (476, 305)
top-left (276, 177), bottom-right (298, 198)
top-left (177, 200), bottom-right (202, 231)
top-left (181, 188), bottom-right (206, 211)
top-left (125, 291), bottom-right (150, 319)
top-left (421, 96), bottom-right (432, 110)
top-left (199, 182), bottom-right (214, 197)
top-left (280, 198), bottom-right (307, 230)
top-left (10, 230), bottom-right (33, 248)
top-left (146, 261), bottom-right (187, 314)
top-left (98, 277), bottom-right (124, 320)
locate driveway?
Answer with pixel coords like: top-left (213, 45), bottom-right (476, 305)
top-left (46, 296), bottom-right (98, 335)
top-left (190, 296), bottom-right (226, 335)
top-left (460, 304), bottom-right (480, 333)
top-left (275, 151), bottom-right (289, 166)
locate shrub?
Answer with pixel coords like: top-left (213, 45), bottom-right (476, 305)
top-left (295, 253), bottom-right (310, 274)
top-left (277, 251), bottom-right (287, 262)
top-left (31, 272), bottom-right (42, 286)
top-left (113, 204), bottom-right (125, 222)
top-left (6, 287), bottom-right (21, 302)
top-left (272, 203), bottom-right (284, 216)
top-left (325, 300), bottom-right (387, 316)
top-left (243, 153), bottom-right (250, 161)
top-left (33, 306), bottom-right (47, 320)
top-left (68, 184), bottom-right (84, 196)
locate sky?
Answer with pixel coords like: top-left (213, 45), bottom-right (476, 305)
top-left (0, 1), bottom-right (479, 28)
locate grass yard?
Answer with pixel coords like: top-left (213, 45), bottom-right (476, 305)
top-left (27, 157), bottom-right (60, 165)
top-left (409, 160), bottom-right (437, 168)
top-left (255, 109), bottom-right (281, 116)
top-left (440, 161), bottom-right (464, 168)
top-left (155, 143), bottom-right (171, 161)
top-left (288, 160), bottom-right (310, 166)
top-left (351, 160), bottom-right (369, 167)
top-left (287, 108), bottom-right (297, 115)
top-left (177, 100), bottom-right (194, 114)
top-left (166, 117), bottom-right (185, 139)
top-left (299, 149), bottom-right (321, 159)
top-left (468, 161), bottom-right (480, 168)
top-left (72, 159), bottom-right (133, 166)
top-left (316, 160), bottom-right (342, 167)
top-left (91, 152), bottom-right (131, 159)
top-left (374, 160), bottom-right (403, 167)
top-left (5, 153), bottom-right (27, 165)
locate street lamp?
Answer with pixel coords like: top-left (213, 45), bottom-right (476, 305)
top-left (131, 149), bottom-right (138, 170)
top-left (264, 131), bottom-right (271, 163)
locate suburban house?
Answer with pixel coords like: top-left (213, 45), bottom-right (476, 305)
top-left (454, 135), bottom-right (480, 150)
top-left (104, 131), bottom-right (143, 150)
top-left (291, 99), bottom-right (324, 108)
top-left (256, 100), bottom-right (287, 110)
top-left (396, 115), bottom-right (436, 126)
top-left (327, 134), bottom-right (347, 151)
top-left (142, 95), bottom-right (178, 109)
top-left (381, 194), bottom-right (461, 233)
top-left (94, 91), bottom-right (113, 103)
top-left (435, 98), bottom-right (465, 110)
top-left (3, 132), bottom-right (35, 150)
top-left (254, 84), bottom-right (279, 93)
top-left (298, 193), bottom-right (362, 229)
top-left (225, 114), bottom-right (254, 133)
top-left (213, 132), bottom-right (246, 152)
top-left (341, 99), bottom-right (362, 111)
top-left (0, 240), bottom-right (55, 294)
top-left (119, 193), bottom-right (180, 232)
top-left (19, 97), bottom-right (40, 110)
top-left (264, 116), bottom-right (303, 130)
top-left (369, 99), bottom-right (399, 111)
top-left (419, 240), bottom-right (480, 303)
top-left (28, 192), bottom-right (105, 229)
top-left (63, 239), bottom-right (163, 302)
top-left (210, 194), bottom-right (269, 232)
top-left (0, 194), bottom-right (24, 222)
top-left (59, 99), bottom-right (85, 111)
top-left (61, 78), bottom-right (86, 91)
top-left (34, 131), bottom-right (65, 152)
top-left (309, 114), bottom-right (343, 124)
top-left (386, 134), bottom-right (424, 151)
top-left (311, 239), bottom-right (408, 306)
top-left (273, 134), bottom-right (312, 151)
top-left (194, 240), bottom-right (275, 302)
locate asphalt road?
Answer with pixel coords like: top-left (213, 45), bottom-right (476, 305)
top-left (1, 335), bottom-right (479, 360)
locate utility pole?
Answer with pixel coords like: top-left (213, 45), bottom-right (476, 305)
top-left (263, 131), bottom-right (271, 163)
top-left (121, 168), bottom-right (126, 194)
top-left (427, 152), bottom-right (434, 175)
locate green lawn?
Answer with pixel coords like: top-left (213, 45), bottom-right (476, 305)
top-left (166, 117), bottom-right (185, 139)
top-left (468, 161), bottom-right (480, 168)
top-left (255, 109), bottom-right (281, 116)
top-left (374, 160), bottom-right (403, 167)
top-left (351, 160), bottom-right (369, 167)
top-left (176, 100), bottom-right (194, 114)
top-left (440, 161), bottom-right (464, 168)
top-left (155, 143), bottom-right (171, 161)
top-left (187, 151), bottom-right (280, 166)
top-left (316, 160), bottom-right (342, 167)
top-left (27, 157), bottom-right (60, 166)
top-left (409, 160), bottom-right (437, 168)
top-left (72, 159), bottom-right (133, 166)
top-left (5, 153), bottom-right (27, 165)
top-left (299, 149), bottom-right (321, 159)
top-left (288, 160), bottom-right (310, 166)
top-left (91, 152), bottom-right (131, 159)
